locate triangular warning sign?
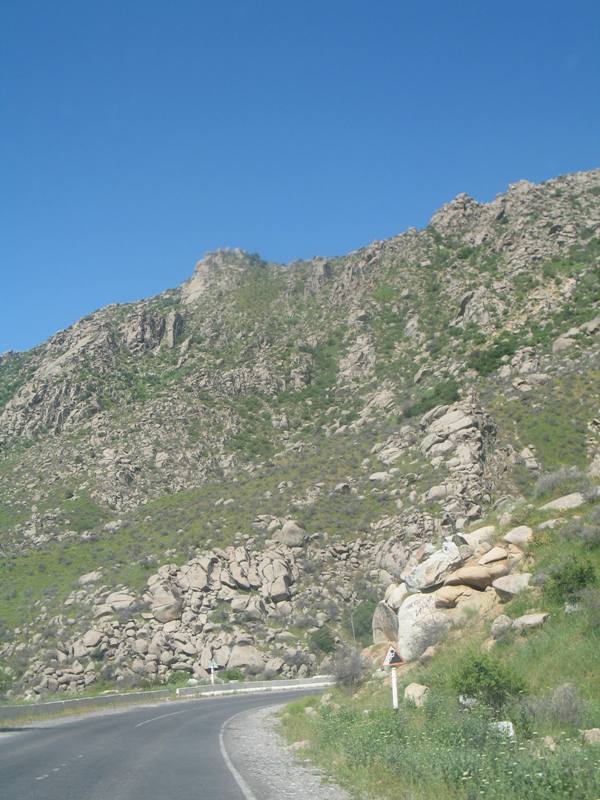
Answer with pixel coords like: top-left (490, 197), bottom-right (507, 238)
top-left (383, 644), bottom-right (403, 667)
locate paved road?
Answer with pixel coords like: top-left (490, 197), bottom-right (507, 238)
top-left (0, 690), bottom-right (309, 800)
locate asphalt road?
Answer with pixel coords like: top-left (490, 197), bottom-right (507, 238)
top-left (0, 690), bottom-right (308, 800)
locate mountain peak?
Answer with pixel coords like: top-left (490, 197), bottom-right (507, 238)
top-left (182, 248), bottom-right (267, 304)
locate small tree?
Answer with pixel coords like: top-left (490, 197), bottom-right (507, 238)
top-left (346, 600), bottom-right (377, 646)
top-left (452, 653), bottom-right (525, 710)
top-left (332, 646), bottom-right (367, 690)
top-left (544, 559), bottom-right (597, 603)
top-left (309, 626), bottom-right (336, 654)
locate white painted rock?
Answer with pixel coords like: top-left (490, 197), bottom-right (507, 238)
top-left (493, 720), bottom-right (515, 737)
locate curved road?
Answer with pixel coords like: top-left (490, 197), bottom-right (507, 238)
top-left (0, 691), bottom-right (310, 799)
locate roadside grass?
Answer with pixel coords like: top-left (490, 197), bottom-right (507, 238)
top-left (279, 492), bottom-right (600, 800)
top-left (280, 686), bottom-right (600, 800)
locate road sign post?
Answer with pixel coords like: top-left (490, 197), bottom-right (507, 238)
top-left (382, 644), bottom-right (403, 711)
top-left (208, 659), bottom-right (219, 686)
top-left (391, 667), bottom-right (398, 710)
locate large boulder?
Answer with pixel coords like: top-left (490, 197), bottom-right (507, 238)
top-left (78, 570), bottom-right (103, 586)
top-left (444, 565), bottom-right (493, 590)
top-left (149, 583), bottom-right (182, 623)
top-left (503, 526), bottom-right (533, 546)
top-left (82, 629), bottom-right (103, 649)
top-left (229, 563), bottom-right (251, 590)
top-left (372, 602), bottom-right (399, 644)
top-left (451, 587), bottom-right (497, 623)
top-left (460, 525), bottom-right (496, 549)
top-left (262, 575), bottom-right (290, 603)
top-left (540, 492), bottom-right (585, 512)
top-left (274, 520), bottom-right (307, 548)
top-left (106, 592), bottom-right (137, 612)
top-left (404, 541), bottom-right (463, 591)
top-left (227, 644), bottom-right (265, 673)
top-left (512, 612), bottom-right (549, 632)
top-left (492, 573), bottom-right (531, 602)
top-left (384, 582), bottom-right (408, 610)
top-left (179, 563), bottom-right (209, 592)
top-left (479, 546), bottom-right (508, 565)
top-left (428, 408), bottom-right (476, 438)
top-left (396, 593), bottom-right (449, 661)
top-left (435, 584), bottom-right (473, 609)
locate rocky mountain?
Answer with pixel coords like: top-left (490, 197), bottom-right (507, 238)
top-left (1, 168), bottom-right (599, 698)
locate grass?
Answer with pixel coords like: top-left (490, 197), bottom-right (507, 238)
top-left (0, 418), bottom-right (400, 631)
top-left (490, 371), bottom-right (600, 474)
top-left (279, 491), bottom-right (600, 799)
top-left (280, 689), bottom-right (600, 800)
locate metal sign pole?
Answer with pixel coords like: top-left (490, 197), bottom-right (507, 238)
top-left (391, 666), bottom-right (398, 710)
top-left (208, 657), bottom-right (218, 686)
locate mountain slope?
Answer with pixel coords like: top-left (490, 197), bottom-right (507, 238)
top-left (1, 168), bottom-right (599, 698)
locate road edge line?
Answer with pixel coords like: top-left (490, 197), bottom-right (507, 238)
top-left (219, 708), bottom-right (260, 800)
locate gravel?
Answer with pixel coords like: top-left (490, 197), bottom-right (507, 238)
top-left (224, 703), bottom-right (350, 800)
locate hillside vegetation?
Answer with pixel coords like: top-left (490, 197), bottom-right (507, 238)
top-left (0, 169), bottom-right (599, 727)
top-left (280, 474), bottom-right (600, 799)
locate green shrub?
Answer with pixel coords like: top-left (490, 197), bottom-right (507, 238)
top-left (402, 377), bottom-right (460, 419)
top-left (452, 652), bottom-right (526, 710)
top-left (221, 667), bottom-right (245, 682)
top-left (534, 466), bottom-right (592, 499)
top-left (467, 333), bottom-right (519, 375)
top-left (309, 626), bottom-right (336, 654)
top-left (544, 559), bottom-right (597, 603)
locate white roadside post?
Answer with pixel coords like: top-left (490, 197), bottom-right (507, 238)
top-left (382, 643), bottom-right (403, 711)
top-left (208, 658), bottom-right (218, 686)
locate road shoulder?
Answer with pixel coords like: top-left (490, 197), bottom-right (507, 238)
top-left (223, 703), bottom-right (349, 800)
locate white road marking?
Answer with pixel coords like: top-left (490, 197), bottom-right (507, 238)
top-left (52, 767), bottom-right (60, 772)
top-left (219, 710), bottom-right (259, 800)
top-left (35, 775), bottom-right (48, 781)
top-left (134, 709), bottom-right (189, 728)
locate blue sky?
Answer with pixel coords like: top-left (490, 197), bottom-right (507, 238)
top-left (1, 1), bottom-right (599, 352)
